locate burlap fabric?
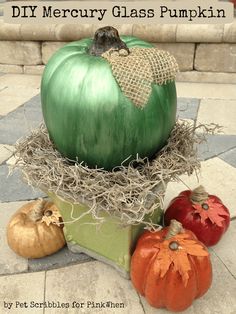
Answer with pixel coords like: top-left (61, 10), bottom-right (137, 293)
top-left (102, 47), bottom-right (179, 107)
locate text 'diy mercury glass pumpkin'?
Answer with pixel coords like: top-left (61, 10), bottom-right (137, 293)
top-left (41, 26), bottom-right (177, 170)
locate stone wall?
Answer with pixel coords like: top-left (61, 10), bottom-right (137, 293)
top-left (0, 20), bottom-right (236, 82)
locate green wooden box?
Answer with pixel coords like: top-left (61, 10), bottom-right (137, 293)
top-left (49, 192), bottom-right (163, 278)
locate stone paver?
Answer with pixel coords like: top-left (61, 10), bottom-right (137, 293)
top-left (0, 271), bottom-right (45, 313)
top-left (197, 135), bottom-right (236, 160)
top-left (176, 24), bottom-right (224, 43)
top-left (164, 157), bottom-right (236, 218)
top-left (0, 165), bottom-right (45, 202)
top-left (0, 64), bottom-right (23, 75)
top-left (0, 74), bottom-right (40, 90)
top-left (0, 144), bottom-right (14, 164)
top-left (0, 74), bottom-right (40, 116)
top-left (0, 41), bottom-right (41, 66)
top-left (1, 251), bottom-right (235, 314)
top-left (133, 24), bottom-right (176, 43)
top-left (0, 94), bottom-right (43, 144)
top-left (224, 21), bottom-right (236, 43)
top-left (55, 24), bottom-right (94, 41)
top-left (20, 24), bottom-right (56, 41)
top-left (140, 251), bottom-right (236, 314)
top-left (6, 155), bottom-right (17, 166)
top-left (212, 220), bottom-right (236, 278)
top-left (177, 98), bottom-right (200, 120)
top-left (45, 261), bottom-right (143, 314)
top-left (28, 246), bottom-right (92, 272)
top-left (176, 82), bottom-right (236, 100)
top-left (219, 147), bottom-right (236, 167)
top-left (0, 86), bottom-right (40, 116)
top-left (24, 65), bottom-right (45, 75)
top-left (154, 43), bottom-right (195, 71)
top-left (197, 99), bottom-right (236, 135)
top-left (177, 71), bottom-right (236, 84)
top-left (0, 75), bottom-right (235, 314)
top-left (0, 201), bottom-right (29, 275)
top-left (195, 44), bottom-right (236, 73)
top-left (42, 41), bottom-right (67, 64)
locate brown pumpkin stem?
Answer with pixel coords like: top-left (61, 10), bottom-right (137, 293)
top-left (165, 219), bottom-right (183, 240)
top-left (190, 185), bottom-right (208, 204)
top-left (89, 26), bottom-right (130, 56)
top-left (28, 199), bottom-right (45, 222)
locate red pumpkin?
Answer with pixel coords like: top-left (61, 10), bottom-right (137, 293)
top-left (231, 0), bottom-right (236, 8)
top-left (164, 186), bottom-right (230, 246)
top-left (131, 220), bottom-right (212, 312)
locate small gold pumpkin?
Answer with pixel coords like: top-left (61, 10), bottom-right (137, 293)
top-left (7, 199), bottom-right (66, 258)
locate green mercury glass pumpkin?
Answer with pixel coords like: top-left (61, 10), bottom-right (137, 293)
top-left (41, 27), bottom-right (177, 170)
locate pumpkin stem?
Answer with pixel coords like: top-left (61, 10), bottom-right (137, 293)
top-left (89, 26), bottom-right (130, 56)
top-left (165, 219), bottom-right (183, 239)
top-left (28, 199), bottom-right (45, 222)
top-left (190, 185), bottom-right (208, 204)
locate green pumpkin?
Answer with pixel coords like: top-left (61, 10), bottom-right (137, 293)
top-left (41, 30), bottom-right (177, 170)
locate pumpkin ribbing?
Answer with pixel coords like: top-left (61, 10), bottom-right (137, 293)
top-left (41, 27), bottom-right (177, 169)
top-left (7, 200), bottom-right (65, 259)
top-left (164, 187), bottom-right (230, 246)
top-left (131, 221), bottom-right (212, 311)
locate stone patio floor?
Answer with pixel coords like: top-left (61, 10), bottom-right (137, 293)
top-left (0, 73), bottom-right (236, 313)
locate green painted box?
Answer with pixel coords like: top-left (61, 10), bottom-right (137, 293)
top-left (49, 193), bottom-right (163, 278)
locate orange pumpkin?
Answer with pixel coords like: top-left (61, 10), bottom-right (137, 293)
top-left (131, 220), bottom-right (212, 312)
top-left (7, 199), bottom-right (66, 258)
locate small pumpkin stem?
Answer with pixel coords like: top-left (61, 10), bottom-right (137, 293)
top-left (190, 185), bottom-right (208, 204)
top-left (28, 199), bottom-right (45, 222)
top-left (89, 26), bottom-right (130, 56)
top-left (165, 219), bottom-right (183, 240)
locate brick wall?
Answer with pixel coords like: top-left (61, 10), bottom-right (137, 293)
top-left (0, 21), bottom-right (236, 82)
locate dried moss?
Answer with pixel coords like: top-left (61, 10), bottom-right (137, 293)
top-left (12, 121), bottom-right (218, 228)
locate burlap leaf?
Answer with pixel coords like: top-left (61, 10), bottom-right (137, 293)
top-left (102, 48), bottom-right (179, 108)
